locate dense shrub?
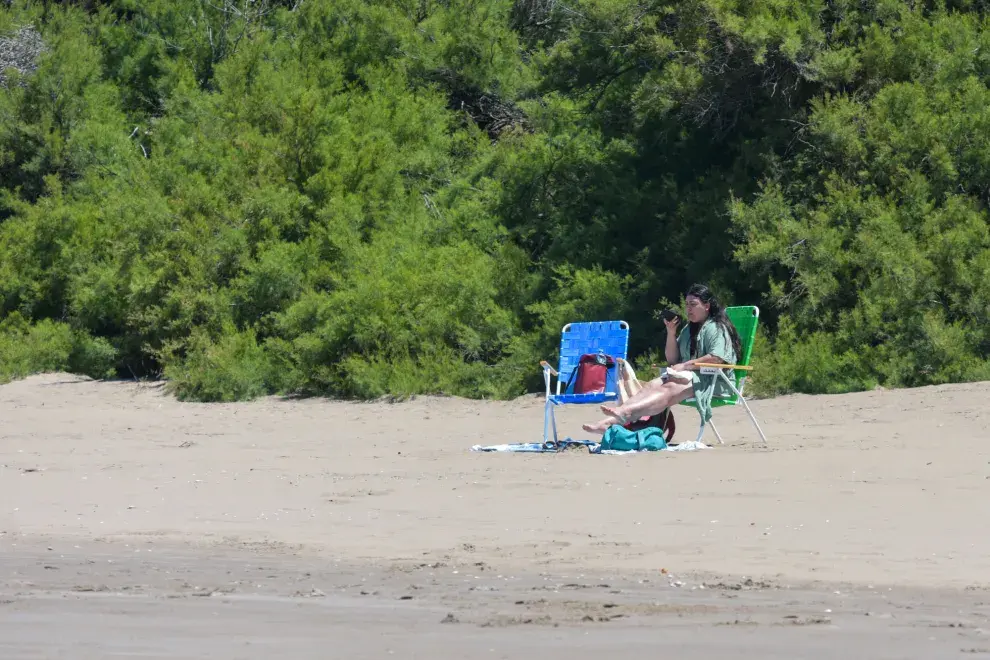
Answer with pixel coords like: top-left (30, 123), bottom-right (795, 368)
top-left (1, 0), bottom-right (988, 399)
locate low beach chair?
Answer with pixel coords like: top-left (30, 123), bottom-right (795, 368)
top-left (539, 321), bottom-right (629, 445)
top-left (679, 305), bottom-right (768, 446)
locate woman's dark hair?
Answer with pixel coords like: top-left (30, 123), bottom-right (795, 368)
top-left (686, 284), bottom-right (741, 360)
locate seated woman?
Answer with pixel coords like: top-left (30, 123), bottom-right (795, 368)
top-left (582, 283), bottom-right (742, 434)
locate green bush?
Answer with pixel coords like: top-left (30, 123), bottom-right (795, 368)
top-left (162, 326), bottom-right (276, 402)
top-left (747, 319), bottom-right (876, 398)
top-left (2, 1), bottom-right (990, 401)
top-left (0, 313), bottom-right (116, 384)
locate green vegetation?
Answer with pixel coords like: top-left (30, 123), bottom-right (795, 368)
top-left (2, 0), bottom-right (989, 399)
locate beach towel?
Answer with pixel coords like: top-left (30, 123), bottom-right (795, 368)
top-left (470, 439), bottom-right (708, 454)
top-left (471, 439), bottom-right (597, 453)
top-left (470, 442), bottom-right (555, 453)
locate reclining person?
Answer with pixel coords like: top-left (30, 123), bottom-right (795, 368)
top-left (582, 284), bottom-right (741, 434)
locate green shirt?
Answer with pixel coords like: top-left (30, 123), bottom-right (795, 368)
top-left (675, 319), bottom-right (737, 421)
top-left (676, 319), bottom-right (736, 366)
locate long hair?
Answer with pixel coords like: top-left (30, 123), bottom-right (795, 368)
top-left (686, 284), bottom-right (741, 360)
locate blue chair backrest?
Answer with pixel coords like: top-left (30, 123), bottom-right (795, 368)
top-left (557, 320), bottom-right (629, 389)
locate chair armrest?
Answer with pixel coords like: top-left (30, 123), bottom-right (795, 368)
top-left (539, 360), bottom-right (559, 377)
top-left (693, 363), bottom-right (753, 371)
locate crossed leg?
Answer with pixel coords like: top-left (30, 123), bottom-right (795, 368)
top-left (582, 378), bottom-right (694, 435)
top-left (603, 376), bottom-right (667, 418)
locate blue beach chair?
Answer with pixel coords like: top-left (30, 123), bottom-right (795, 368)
top-left (539, 321), bottom-right (630, 445)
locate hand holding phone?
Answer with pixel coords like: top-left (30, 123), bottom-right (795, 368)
top-left (661, 309), bottom-right (680, 332)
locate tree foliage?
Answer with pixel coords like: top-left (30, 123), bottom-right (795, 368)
top-left (1, 0), bottom-right (989, 399)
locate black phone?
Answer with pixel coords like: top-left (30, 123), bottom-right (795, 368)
top-left (660, 309), bottom-right (679, 323)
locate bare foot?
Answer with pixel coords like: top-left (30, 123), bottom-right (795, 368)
top-left (602, 406), bottom-right (632, 426)
top-left (600, 404), bottom-right (625, 421)
top-left (582, 419), bottom-right (616, 435)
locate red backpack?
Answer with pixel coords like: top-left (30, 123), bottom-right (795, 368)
top-left (567, 353), bottom-right (615, 394)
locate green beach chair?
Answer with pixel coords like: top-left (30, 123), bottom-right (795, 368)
top-left (678, 305), bottom-right (768, 446)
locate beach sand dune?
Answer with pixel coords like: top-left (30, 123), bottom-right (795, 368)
top-left (3, 373), bottom-right (990, 658)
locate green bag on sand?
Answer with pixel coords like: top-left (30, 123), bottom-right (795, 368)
top-left (599, 425), bottom-right (667, 452)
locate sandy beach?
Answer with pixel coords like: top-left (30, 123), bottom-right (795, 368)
top-left (3, 373), bottom-right (990, 658)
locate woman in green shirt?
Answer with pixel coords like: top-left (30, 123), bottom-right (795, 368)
top-left (582, 283), bottom-right (742, 434)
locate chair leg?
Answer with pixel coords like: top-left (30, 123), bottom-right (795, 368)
top-left (716, 371), bottom-right (769, 446)
top-left (543, 399), bottom-right (560, 446)
top-left (709, 418), bottom-right (725, 445)
top-left (694, 420), bottom-right (706, 444)
top-left (543, 399), bottom-right (552, 444)
top-left (738, 396), bottom-right (769, 445)
top-left (550, 403), bottom-right (559, 445)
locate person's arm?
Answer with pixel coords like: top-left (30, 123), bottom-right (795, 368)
top-left (664, 321), bottom-right (681, 364)
top-left (676, 353), bottom-right (724, 370)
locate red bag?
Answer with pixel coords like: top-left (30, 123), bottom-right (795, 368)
top-left (569, 353), bottom-right (615, 394)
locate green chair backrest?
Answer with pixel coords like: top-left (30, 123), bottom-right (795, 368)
top-left (728, 306), bottom-right (759, 368)
top-left (721, 306), bottom-right (759, 404)
top-left (678, 305), bottom-right (760, 408)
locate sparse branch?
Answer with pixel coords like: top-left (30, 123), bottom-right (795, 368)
top-left (0, 26), bottom-right (45, 88)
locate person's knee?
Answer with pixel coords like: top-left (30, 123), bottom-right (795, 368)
top-left (654, 382), bottom-right (681, 409)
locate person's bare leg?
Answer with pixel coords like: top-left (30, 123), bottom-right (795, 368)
top-left (584, 382), bottom-right (694, 435)
top-left (608, 380), bottom-right (694, 421)
top-left (587, 376), bottom-right (661, 435)
top-left (616, 359), bottom-right (643, 403)
top-left (601, 377), bottom-right (664, 418)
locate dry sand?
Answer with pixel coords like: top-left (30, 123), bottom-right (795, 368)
top-left (2, 373), bottom-right (990, 658)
